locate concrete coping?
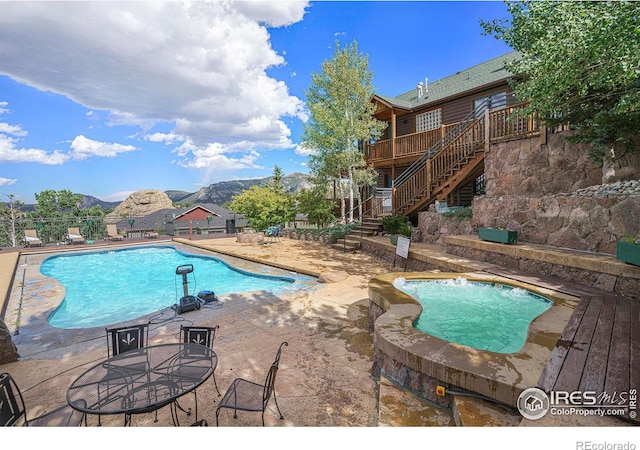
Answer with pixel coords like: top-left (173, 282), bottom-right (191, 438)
top-left (445, 235), bottom-right (640, 279)
top-left (369, 271), bottom-right (580, 407)
top-left (0, 252), bottom-right (20, 319)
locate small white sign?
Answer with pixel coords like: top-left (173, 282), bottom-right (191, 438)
top-left (395, 236), bottom-right (410, 259)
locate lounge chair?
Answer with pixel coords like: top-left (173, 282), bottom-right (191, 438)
top-left (66, 227), bottom-right (85, 245)
top-left (23, 229), bottom-right (43, 248)
top-left (106, 224), bottom-right (124, 241)
top-left (145, 231), bottom-right (159, 239)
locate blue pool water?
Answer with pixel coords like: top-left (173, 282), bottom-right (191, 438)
top-left (42, 246), bottom-right (313, 329)
top-left (393, 277), bottom-right (553, 353)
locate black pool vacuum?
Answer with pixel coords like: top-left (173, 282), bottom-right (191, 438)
top-left (173, 264), bottom-right (200, 314)
top-left (172, 264), bottom-right (218, 314)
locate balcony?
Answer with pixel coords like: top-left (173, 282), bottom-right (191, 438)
top-left (365, 102), bottom-right (539, 166)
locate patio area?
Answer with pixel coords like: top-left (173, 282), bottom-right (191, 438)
top-left (1, 235), bottom-right (637, 438)
top-left (1, 237), bottom-right (401, 427)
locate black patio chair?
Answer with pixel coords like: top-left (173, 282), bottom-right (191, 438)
top-left (180, 325), bottom-right (221, 396)
top-left (102, 323), bottom-right (150, 425)
top-left (215, 341), bottom-right (288, 426)
top-left (161, 325), bottom-right (221, 422)
top-left (106, 323), bottom-right (149, 358)
top-left (0, 372), bottom-right (86, 426)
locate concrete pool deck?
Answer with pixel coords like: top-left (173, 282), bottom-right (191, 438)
top-left (0, 237), bottom-right (407, 427)
top-left (0, 236), bottom-right (631, 428)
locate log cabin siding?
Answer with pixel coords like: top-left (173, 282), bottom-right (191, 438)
top-left (396, 114), bottom-right (415, 137)
top-left (442, 96), bottom-right (471, 124)
top-left (392, 84), bottom-right (513, 137)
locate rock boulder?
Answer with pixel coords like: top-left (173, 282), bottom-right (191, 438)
top-left (318, 270), bottom-right (349, 283)
top-left (107, 189), bottom-right (174, 220)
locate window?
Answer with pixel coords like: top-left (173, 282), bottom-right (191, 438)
top-left (474, 91), bottom-right (507, 117)
top-left (416, 109), bottom-right (441, 132)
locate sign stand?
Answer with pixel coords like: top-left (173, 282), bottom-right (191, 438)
top-left (393, 236), bottom-right (411, 271)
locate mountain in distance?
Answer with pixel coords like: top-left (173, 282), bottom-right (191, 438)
top-left (165, 172), bottom-right (312, 206)
top-left (16, 173), bottom-right (312, 211)
top-left (18, 194), bottom-right (121, 212)
top-left (78, 194), bottom-right (121, 210)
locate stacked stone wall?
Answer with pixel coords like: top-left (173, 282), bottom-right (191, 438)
top-left (472, 193), bottom-right (640, 254)
top-left (485, 132), bottom-right (602, 197)
top-left (417, 131), bottom-right (640, 255)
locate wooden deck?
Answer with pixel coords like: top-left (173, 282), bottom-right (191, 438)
top-left (536, 293), bottom-right (640, 424)
top-left (477, 264), bottom-right (639, 425)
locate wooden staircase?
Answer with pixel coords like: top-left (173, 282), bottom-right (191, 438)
top-left (393, 111), bottom-right (487, 217)
top-left (332, 217), bottom-right (383, 252)
top-left (388, 101), bottom-right (540, 218)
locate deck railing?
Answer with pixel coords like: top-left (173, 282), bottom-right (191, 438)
top-left (366, 101), bottom-right (540, 166)
top-left (364, 101), bottom-right (541, 216)
top-left (489, 102), bottom-right (540, 140)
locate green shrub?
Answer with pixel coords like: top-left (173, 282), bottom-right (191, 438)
top-left (398, 223), bottom-right (412, 237)
top-left (381, 215), bottom-right (408, 234)
top-left (442, 207), bottom-right (472, 221)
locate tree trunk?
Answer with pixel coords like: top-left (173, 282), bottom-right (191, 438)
top-left (602, 143), bottom-right (640, 184)
top-left (348, 168), bottom-right (354, 223)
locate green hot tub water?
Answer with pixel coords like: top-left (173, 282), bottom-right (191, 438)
top-left (394, 277), bottom-right (553, 353)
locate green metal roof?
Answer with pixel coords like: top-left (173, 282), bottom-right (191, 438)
top-left (375, 50), bottom-right (521, 110)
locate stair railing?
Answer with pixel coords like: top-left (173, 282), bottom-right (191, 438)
top-left (393, 98), bottom-right (488, 188)
top-left (391, 99), bottom-right (490, 214)
top-left (332, 188), bottom-right (389, 252)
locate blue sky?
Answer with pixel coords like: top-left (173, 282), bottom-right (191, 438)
top-left (0, 1), bottom-right (513, 204)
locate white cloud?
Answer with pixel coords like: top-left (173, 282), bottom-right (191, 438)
top-left (70, 135), bottom-right (138, 160)
top-left (144, 132), bottom-right (186, 145)
top-left (295, 142), bottom-right (316, 157)
top-left (0, 177), bottom-right (17, 186)
top-left (99, 191), bottom-right (134, 202)
top-left (0, 102), bottom-right (9, 115)
top-left (173, 139), bottom-right (263, 171)
top-left (0, 123), bottom-right (27, 137)
top-left (0, 134), bottom-right (68, 165)
top-left (0, 1), bottom-right (310, 168)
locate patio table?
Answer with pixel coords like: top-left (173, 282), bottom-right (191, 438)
top-left (66, 342), bottom-right (216, 426)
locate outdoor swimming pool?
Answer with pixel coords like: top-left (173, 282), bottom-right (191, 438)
top-left (42, 245), bottom-right (314, 329)
top-left (394, 276), bottom-right (553, 353)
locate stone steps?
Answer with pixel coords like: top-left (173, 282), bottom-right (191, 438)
top-left (333, 218), bottom-right (383, 252)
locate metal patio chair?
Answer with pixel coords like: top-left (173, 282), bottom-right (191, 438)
top-left (215, 341), bottom-right (288, 426)
top-left (163, 325), bottom-right (221, 422)
top-left (106, 323), bottom-right (149, 358)
top-left (101, 323), bottom-right (150, 425)
top-left (0, 372), bottom-right (86, 426)
top-left (180, 325), bottom-right (221, 397)
top-left (265, 226), bottom-right (281, 244)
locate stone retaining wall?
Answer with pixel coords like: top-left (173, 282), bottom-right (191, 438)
top-left (416, 130), bottom-right (640, 255)
top-left (485, 132), bottom-right (602, 197)
top-left (472, 194), bottom-right (640, 254)
top-left (281, 229), bottom-right (339, 245)
top-left (416, 210), bottom-right (474, 246)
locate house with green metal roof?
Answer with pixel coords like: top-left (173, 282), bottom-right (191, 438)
top-left (363, 50), bottom-right (538, 220)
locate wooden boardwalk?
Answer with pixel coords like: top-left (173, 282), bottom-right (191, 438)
top-left (536, 293), bottom-right (639, 424)
top-left (481, 266), bottom-right (639, 425)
